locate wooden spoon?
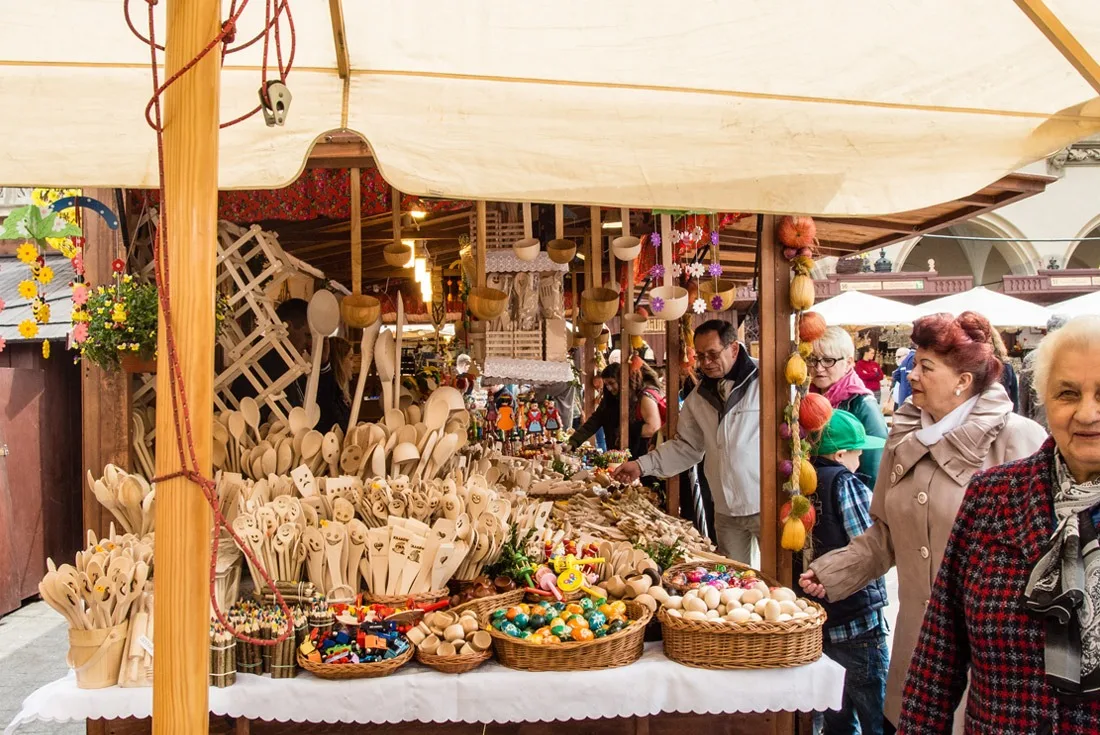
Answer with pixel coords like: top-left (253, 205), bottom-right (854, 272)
top-left (239, 397), bottom-right (262, 445)
top-left (322, 432), bottom-right (341, 476)
top-left (375, 329), bottom-right (395, 413)
top-left (347, 319), bottom-right (382, 433)
top-left (303, 290), bottom-right (341, 418)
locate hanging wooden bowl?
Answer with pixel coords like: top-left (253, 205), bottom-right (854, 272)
top-left (547, 239), bottom-right (576, 264)
top-left (578, 320), bottom-right (605, 340)
top-left (581, 287), bottom-right (620, 324)
top-left (621, 313), bottom-right (647, 336)
top-left (468, 287), bottom-right (508, 321)
top-left (611, 236), bottom-right (641, 261)
top-left (341, 294), bottom-right (381, 328)
top-left (698, 279), bottom-right (739, 312)
top-left (649, 286), bottom-right (689, 321)
top-left (512, 238), bottom-right (541, 262)
top-left (384, 243), bottom-right (413, 268)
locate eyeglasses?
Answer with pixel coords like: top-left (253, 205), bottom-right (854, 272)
top-left (806, 356), bottom-right (842, 369)
top-left (696, 349), bottom-right (728, 364)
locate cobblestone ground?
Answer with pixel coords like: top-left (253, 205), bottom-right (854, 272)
top-left (0, 602), bottom-right (83, 735)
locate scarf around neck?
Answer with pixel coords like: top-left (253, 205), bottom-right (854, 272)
top-left (914, 394), bottom-right (980, 447)
top-left (815, 368), bottom-right (872, 408)
top-left (1023, 451), bottom-right (1100, 699)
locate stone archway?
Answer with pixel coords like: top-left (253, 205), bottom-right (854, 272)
top-left (894, 216), bottom-right (1038, 285)
top-left (1065, 216), bottom-right (1100, 269)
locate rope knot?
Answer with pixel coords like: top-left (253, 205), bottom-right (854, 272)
top-left (221, 19), bottom-right (237, 45)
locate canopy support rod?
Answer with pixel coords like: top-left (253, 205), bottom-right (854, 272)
top-left (1015, 0), bottom-right (1100, 96)
top-left (153, 0), bottom-right (220, 731)
top-left (327, 0), bottom-right (350, 80)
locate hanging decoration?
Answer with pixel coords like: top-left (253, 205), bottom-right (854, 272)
top-left (776, 215), bottom-right (829, 552)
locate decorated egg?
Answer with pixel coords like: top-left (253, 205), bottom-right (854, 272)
top-left (512, 612), bottom-right (530, 629)
top-left (586, 611), bottom-right (608, 629)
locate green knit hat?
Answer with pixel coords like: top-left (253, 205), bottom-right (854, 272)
top-left (814, 409), bottom-right (886, 455)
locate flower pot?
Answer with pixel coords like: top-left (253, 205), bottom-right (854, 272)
top-left (121, 354), bottom-right (157, 374)
top-left (581, 287), bottom-right (620, 324)
top-left (547, 239), bottom-right (576, 264)
top-left (611, 236), bottom-right (641, 261)
top-left (341, 294), bottom-right (381, 328)
top-left (512, 238), bottom-right (541, 262)
top-left (648, 286), bottom-right (689, 321)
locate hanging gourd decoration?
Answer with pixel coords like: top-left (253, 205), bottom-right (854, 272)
top-left (780, 495), bottom-right (815, 551)
top-left (799, 392), bottom-right (833, 433)
top-left (798, 312), bottom-right (827, 343)
top-left (799, 459), bottom-right (818, 496)
top-left (777, 215), bottom-right (818, 253)
top-left (785, 353), bottom-right (808, 385)
top-left (790, 274), bottom-right (815, 311)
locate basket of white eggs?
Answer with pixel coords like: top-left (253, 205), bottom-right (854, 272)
top-left (655, 582), bottom-right (826, 669)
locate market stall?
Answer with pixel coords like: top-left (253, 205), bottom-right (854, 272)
top-left (915, 286), bottom-right (1053, 328)
top-left (2, 3), bottom-right (1099, 735)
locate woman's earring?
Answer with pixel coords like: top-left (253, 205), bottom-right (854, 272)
top-left (954, 388), bottom-right (962, 396)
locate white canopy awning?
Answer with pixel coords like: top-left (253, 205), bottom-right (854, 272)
top-left (813, 291), bottom-right (921, 327)
top-left (1049, 289), bottom-right (1100, 317)
top-left (2, 1), bottom-right (1099, 214)
top-left (917, 286), bottom-right (1053, 328)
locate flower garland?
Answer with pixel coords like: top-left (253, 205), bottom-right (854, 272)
top-left (777, 215), bottom-right (830, 552)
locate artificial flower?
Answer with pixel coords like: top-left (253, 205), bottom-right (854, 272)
top-left (72, 323), bottom-right (89, 344)
top-left (692, 298), bottom-right (707, 315)
top-left (72, 284), bottom-right (89, 306)
top-left (41, 340), bottom-right (50, 359)
top-left (692, 226), bottom-right (704, 242)
top-left (35, 265), bottom-right (55, 285)
top-left (669, 230), bottom-right (682, 245)
top-left (686, 262), bottom-right (706, 279)
top-left (651, 296), bottom-right (665, 313)
top-left (18, 320), bottom-right (38, 339)
top-left (670, 262), bottom-right (683, 279)
top-left (0, 297), bottom-right (5, 313)
top-left (71, 252), bottom-right (85, 276)
top-left (650, 233), bottom-right (661, 248)
top-left (0, 336), bottom-right (6, 353)
top-left (16, 243), bottom-right (38, 265)
top-left (111, 259), bottom-right (125, 274)
top-left (71, 236), bottom-right (85, 249)
top-left (710, 295), bottom-right (724, 311)
top-left (710, 230), bottom-right (720, 246)
top-left (648, 264), bottom-right (665, 280)
top-left (111, 304), bottom-right (127, 323)
top-left (707, 262), bottom-right (724, 278)
top-left (17, 280), bottom-right (37, 300)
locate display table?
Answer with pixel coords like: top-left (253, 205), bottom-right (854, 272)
top-left (5, 644), bottom-right (843, 734)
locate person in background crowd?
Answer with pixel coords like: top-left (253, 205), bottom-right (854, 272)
top-left (887, 347), bottom-right (912, 415)
top-left (590, 371), bottom-right (608, 451)
top-left (810, 327), bottom-right (889, 485)
top-left (629, 359), bottom-right (666, 459)
top-left (809, 410), bottom-right (890, 735)
top-left (800, 311), bottom-right (1046, 733)
top-left (894, 348), bottom-right (917, 407)
top-left (991, 329), bottom-right (1020, 413)
top-left (318, 336), bottom-right (353, 433)
top-left (1021, 313), bottom-right (1068, 428)
top-left (613, 320), bottom-right (761, 564)
top-left (855, 346), bottom-right (885, 397)
top-left (568, 364), bottom-right (624, 451)
top-left (898, 315), bottom-right (1100, 734)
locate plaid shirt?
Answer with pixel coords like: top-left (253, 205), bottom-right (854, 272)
top-left (826, 472), bottom-right (887, 644)
top-left (898, 439), bottom-right (1100, 734)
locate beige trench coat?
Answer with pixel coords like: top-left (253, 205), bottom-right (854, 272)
top-left (809, 385), bottom-right (1047, 726)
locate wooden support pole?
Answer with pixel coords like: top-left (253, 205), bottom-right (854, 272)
top-left (618, 208), bottom-right (630, 452)
top-left (1015, 0), bottom-right (1100, 96)
top-left (590, 207), bottom-right (602, 287)
top-left (350, 168), bottom-right (361, 294)
top-left (153, 0), bottom-right (219, 732)
top-left (81, 187), bottom-right (132, 540)
top-left (475, 201), bottom-right (487, 288)
top-left (583, 232), bottom-right (595, 418)
top-left (391, 186), bottom-right (402, 251)
top-left (522, 202), bottom-right (533, 240)
top-left (665, 317), bottom-right (681, 516)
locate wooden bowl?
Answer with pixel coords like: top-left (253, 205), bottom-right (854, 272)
top-left (581, 287), bottom-right (620, 324)
top-left (341, 294), bottom-right (381, 328)
top-left (699, 279), bottom-right (738, 312)
top-left (547, 239), bottom-right (576, 264)
top-left (578, 320), bottom-right (605, 340)
top-left (384, 243), bottom-right (412, 268)
top-left (612, 236), bottom-right (641, 261)
top-left (649, 285), bottom-right (689, 321)
top-left (621, 313), bottom-right (647, 336)
top-left (512, 238), bottom-right (541, 261)
top-left (468, 287), bottom-right (508, 321)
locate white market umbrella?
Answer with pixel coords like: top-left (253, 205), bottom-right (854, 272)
top-left (1050, 290), bottom-right (1100, 318)
top-left (812, 290), bottom-right (921, 327)
top-left (917, 286), bottom-right (1051, 328)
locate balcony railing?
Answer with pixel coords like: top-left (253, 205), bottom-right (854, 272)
top-left (814, 273), bottom-right (972, 300)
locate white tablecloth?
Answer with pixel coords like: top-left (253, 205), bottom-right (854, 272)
top-left (4, 643), bottom-right (844, 732)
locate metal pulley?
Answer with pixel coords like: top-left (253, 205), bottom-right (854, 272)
top-left (260, 80), bottom-right (292, 127)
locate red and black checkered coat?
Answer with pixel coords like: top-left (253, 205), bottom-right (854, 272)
top-left (898, 438), bottom-right (1100, 734)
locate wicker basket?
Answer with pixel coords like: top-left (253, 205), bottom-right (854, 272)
top-left (297, 643), bottom-right (414, 680)
top-left (482, 599), bottom-right (651, 672)
top-left (658, 603), bottom-right (825, 669)
top-left (415, 647), bottom-right (492, 674)
top-left (362, 588), bottom-right (449, 607)
top-left (451, 588), bottom-right (526, 621)
top-left (662, 560), bottom-right (781, 594)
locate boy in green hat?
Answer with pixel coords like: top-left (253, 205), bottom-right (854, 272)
top-left (809, 409), bottom-right (889, 735)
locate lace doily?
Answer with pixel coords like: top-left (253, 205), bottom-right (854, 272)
top-left (485, 249), bottom-right (570, 274)
top-left (481, 358), bottom-right (573, 384)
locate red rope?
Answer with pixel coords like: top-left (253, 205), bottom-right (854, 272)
top-left (131, 0), bottom-right (297, 648)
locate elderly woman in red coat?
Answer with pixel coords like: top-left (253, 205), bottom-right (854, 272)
top-left (898, 315), bottom-right (1100, 734)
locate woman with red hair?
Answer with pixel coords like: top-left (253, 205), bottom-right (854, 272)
top-left (800, 311), bottom-right (1046, 733)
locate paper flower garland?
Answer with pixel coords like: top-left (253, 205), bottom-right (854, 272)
top-left (648, 264), bottom-right (664, 280)
top-left (18, 320), bottom-right (39, 339)
top-left (670, 262), bottom-right (683, 279)
top-left (651, 296), bottom-right (665, 313)
top-left (710, 295), bottom-right (724, 311)
top-left (692, 298), bottom-right (707, 314)
top-left (707, 262), bottom-right (723, 278)
top-left (685, 262), bottom-right (706, 279)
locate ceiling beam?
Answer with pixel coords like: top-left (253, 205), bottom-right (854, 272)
top-left (1015, 0), bottom-right (1100, 96)
top-left (328, 0), bottom-right (350, 80)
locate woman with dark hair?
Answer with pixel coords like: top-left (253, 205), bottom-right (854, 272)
top-left (800, 311), bottom-right (1046, 733)
top-left (629, 359), bottom-right (665, 459)
top-left (855, 345), bottom-right (885, 395)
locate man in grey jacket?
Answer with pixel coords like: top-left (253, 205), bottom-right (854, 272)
top-left (613, 320), bottom-right (761, 563)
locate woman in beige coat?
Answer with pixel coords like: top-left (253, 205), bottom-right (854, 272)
top-left (799, 312), bottom-right (1046, 732)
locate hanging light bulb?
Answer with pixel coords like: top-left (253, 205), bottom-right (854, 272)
top-left (421, 277), bottom-right (433, 303)
top-left (414, 257), bottom-right (427, 283)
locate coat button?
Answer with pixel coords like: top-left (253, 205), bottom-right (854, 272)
top-left (890, 472), bottom-right (898, 484)
top-left (894, 464), bottom-right (903, 475)
top-left (917, 491), bottom-right (928, 505)
top-left (920, 546), bottom-right (930, 559)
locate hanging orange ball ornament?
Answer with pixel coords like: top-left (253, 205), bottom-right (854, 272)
top-left (777, 216), bottom-right (818, 249)
top-left (799, 393), bottom-right (833, 433)
top-left (798, 312), bottom-right (827, 343)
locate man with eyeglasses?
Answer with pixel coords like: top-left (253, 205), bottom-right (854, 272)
top-left (613, 320), bottom-right (761, 564)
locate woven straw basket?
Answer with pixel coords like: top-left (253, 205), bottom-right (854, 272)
top-left (482, 599), bottom-right (651, 672)
top-left (662, 560), bottom-right (780, 594)
top-left (416, 647), bottom-right (492, 674)
top-left (451, 588), bottom-right (526, 621)
top-left (362, 588), bottom-right (449, 607)
top-left (297, 643), bottom-right (413, 680)
top-left (658, 602), bottom-right (825, 669)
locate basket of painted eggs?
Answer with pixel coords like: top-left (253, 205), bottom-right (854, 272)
top-left (663, 559), bottom-right (776, 593)
top-left (482, 596), bottom-right (651, 672)
top-left (657, 578), bottom-right (826, 669)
